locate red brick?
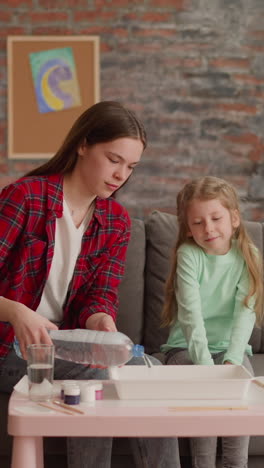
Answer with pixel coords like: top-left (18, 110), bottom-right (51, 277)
top-left (209, 58), bottom-right (250, 69)
top-left (253, 90), bottom-right (264, 99)
top-left (31, 27), bottom-right (74, 35)
top-left (0, 177), bottom-right (16, 189)
top-left (232, 74), bottom-right (264, 85)
top-left (5, 0), bottom-right (32, 5)
top-left (13, 162), bottom-right (39, 173)
top-left (222, 142), bottom-right (252, 157)
top-left (248, 147), bottom-right (264, 163)
top-left (0, 122), bottom-right (6, 140)
top-left (182, 58), bottom-right (203, 68)
top-left (216, 103), bottom-right (258, 115)
top-left (224, 133), bottom-right (263, 147)
top-left (163, 58), bottom-right (202, 68)
top-left (224, 136), bottom-right (264, 162)
top-left (134, 28), bottom-right (177, 38)
top-left (101, 42), bottom-right (113, 52)
top-left (110, 28), bottom-right (128, 37)
top-left (250, 208), bottom-right (264, 222)
top-left (249, 30), bottom-right (264, 39)
top-left (119, 43), bottom-right (163, 52)
top-left (225, 176), bottom-right (248, 189)
top-left (29, 12), bottom-right (69, 23)
top-left (243, 44), bottom-right (264, 53)
top-left (0, 12), bottom-right (13, 22)
top-left (78, 26), bottom-right (111, 35)
top-left (176, 166), bottom-right (205, 175)
top-left (74, 11), bottom-right (116, 22)
top-left (166, 42), bottom-right (211, 51)
top-left (141, 13), bottom-right (172, 22)
top-left (38, 0), bottom-right (87, 6)
top-left (0, 164), bottom-right (8, 173)
top-left (229, 149), bottom-right (255, 161)
top-left (122, 13), bottom-right (139, 21)
top-left (96, 0), bottom-right (141, 5)
top-left (0, 27), bottom-right (27, 36)
top-left (149, 0), bottom-right (188, 9)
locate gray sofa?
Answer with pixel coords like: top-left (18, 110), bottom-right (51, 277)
top-left (0, 210), bottom-right (263, 467)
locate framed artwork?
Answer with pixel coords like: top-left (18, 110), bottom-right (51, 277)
top-left (7, 36), bottom-right (100, 159)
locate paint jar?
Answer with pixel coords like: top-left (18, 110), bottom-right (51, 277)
top-left (61, 380), bottom-right (76, 399)
top-left (64, 384), bottom-right (80, 405)
top-left (80, 382), bottom-right (97, 403)
top-left (94, 382), bottom-right (103, 400)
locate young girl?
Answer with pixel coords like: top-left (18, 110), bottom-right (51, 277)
top-left (0, 101), bottom-right (181, 468)
top-left (161, 176), bottom-right (263, 468)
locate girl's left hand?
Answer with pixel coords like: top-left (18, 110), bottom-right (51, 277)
top-left (85, 312), bottom-right (117, 332)
top-left (85, 313), bottom-right (117, 368)
top-left (224, 361), bottom-right (233, 365)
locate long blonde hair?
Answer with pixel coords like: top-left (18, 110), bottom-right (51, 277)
top-left (161, 176), bottom-right (263, 327)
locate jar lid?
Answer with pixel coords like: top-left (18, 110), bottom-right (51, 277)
top-left (61, 380), bottom-right (76, 388)
top-left (93, 383), bottom-right (103, 391)
top-left (81, 382), bottom-right (97, 402)
top-left (64, 385), bottom-right (80, 396)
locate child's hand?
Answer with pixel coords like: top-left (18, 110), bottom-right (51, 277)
top-left (224, 361), bottom-right (233, 365)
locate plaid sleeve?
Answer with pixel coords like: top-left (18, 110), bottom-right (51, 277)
top-left (77, 212), bottom-right (131, 327)
top-left (0, 183), bottom-right (28, 268)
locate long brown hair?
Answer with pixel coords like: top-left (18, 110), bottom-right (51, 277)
top-left (162, 176), bottom-right (263, 327)
top-left (26, 101), bottom-right (147, 177)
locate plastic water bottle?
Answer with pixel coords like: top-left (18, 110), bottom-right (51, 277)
top-left (13, 329), bottom-right (145, 367)
top-left (13, 336), bottom-right (24, 359)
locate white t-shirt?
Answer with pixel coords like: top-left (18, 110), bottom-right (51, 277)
top-left (36, 199), bottom-right (92, 323)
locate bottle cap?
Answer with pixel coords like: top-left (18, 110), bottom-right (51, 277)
top-left (132, 344), bottom-right (144, 357)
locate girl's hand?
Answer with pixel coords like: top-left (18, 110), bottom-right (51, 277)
top-left (224, 361), bottom-right (233, 365)
top-left (85, 313), bottom-right (117, 368)
top-left (10, 302), bottom-right (58, 359)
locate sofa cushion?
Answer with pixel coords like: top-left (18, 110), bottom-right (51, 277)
top-left (143, 211), bottom-right (264, 356)
top-left (144, 211), bottom-right (177, 355)
top-left (117, 218), bottom-right (146, 346)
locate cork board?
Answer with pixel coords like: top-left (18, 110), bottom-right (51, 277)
top-left (7, 36), bottom-right (100, 159)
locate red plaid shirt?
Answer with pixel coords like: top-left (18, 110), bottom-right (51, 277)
top-left (0, 174), bottom-right (131, 361)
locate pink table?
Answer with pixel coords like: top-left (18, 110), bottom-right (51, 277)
top-left (8, 379), bottom-right (264, 468)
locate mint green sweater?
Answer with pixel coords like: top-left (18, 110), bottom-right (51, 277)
top-left (161, 241), bottom-right (256, 365)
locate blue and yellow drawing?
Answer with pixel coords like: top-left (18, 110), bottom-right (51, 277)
top-left (29, 47), bottom-right (81, 114)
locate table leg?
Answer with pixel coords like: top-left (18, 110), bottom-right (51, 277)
top-left (36, 436), bottom-right (44, 468)
top-left (11, 436), bottom-right (44, 468)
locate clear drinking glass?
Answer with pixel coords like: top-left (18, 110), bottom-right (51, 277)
top-left (27, 344), bottom-right (54, 401)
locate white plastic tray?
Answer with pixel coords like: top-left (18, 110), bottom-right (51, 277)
top-left (109, 365), bottom-right (252, 400)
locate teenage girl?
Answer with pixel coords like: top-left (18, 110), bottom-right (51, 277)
top-left (161, 175), bottom-right (263, 468)
top-left (0, 101), bottom-right (181, 468)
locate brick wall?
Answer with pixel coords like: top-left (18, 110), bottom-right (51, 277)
top-left (0, 0), bottom-right (263, 220)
